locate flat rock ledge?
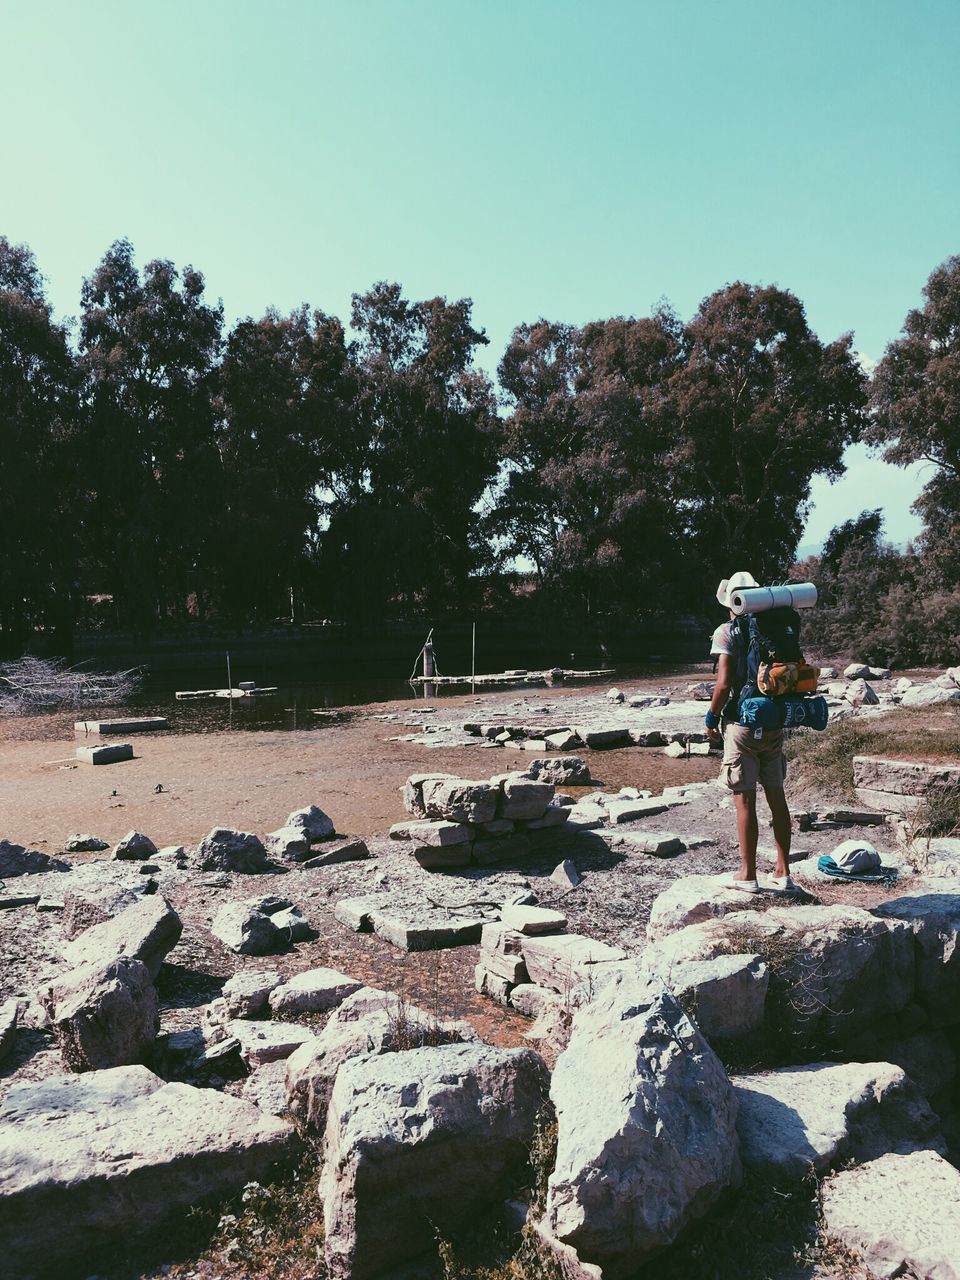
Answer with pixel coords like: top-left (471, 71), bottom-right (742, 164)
top-left (0, 1065), bottom-right (299, 1279)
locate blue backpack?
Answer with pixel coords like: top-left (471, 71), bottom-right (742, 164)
top-left (728, 608), bottom-right (828, 732)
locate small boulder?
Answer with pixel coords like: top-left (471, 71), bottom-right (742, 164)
top-left (112, 830), bottom-right (159, 861)
top-left (268, 968), bottom-right (363, 1017)
top-left (263, 826), bottom-right (310, 861)
top-left (63, 834), bottom-right (109, 853)
top-left (197, 827), bottom-right (270, 873)
top-left (551, 860), bottom-right (581, 889)
top-left (62, 883), bottom-right (151, 940)
top-left (498, 777), bottom-right (555, 820)
top-left (211, 896), bottom-right (293, 955)
top-left (520, 756), bottom-right (592, 786)
top-left (217, 970), bottom-right (283, 1019)
top-left (0, 998), bottom-right (18, 1062)
top-left (285, 804), bottom-right (335, 842)
top-left (844, 662), bottom-right (871, 679)
top-left (845, 678), bottom-right (879, 707)
top-left (420, 778), bottom-right (498, 824)
top-left (41, 955), bottom-right (159, 1072)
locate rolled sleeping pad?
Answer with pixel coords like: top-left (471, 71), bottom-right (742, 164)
top-left (730, 583), bottom-right (818, 615)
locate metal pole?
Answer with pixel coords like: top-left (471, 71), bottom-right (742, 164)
top-left (226, 651), bottom-right (232, 691)
top-left (471, 622), bottom-right (476, 693)
top-left (423, 640), bottom-right (435, 678)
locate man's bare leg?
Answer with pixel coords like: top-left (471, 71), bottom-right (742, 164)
top-left (733, 791), bottom-right (759, 881)
top-left (765, 786), bottom-right (792, 878)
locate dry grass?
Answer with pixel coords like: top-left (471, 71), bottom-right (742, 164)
top-left (786, 704), bottom-right (960, 801)
top-left (0, 655), bottom-right (141, 713)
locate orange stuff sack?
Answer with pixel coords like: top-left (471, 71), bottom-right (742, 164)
top-left (756, 661), bottom-right (820, 696)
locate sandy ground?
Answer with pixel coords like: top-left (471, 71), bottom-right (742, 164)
top-left (0, 682), bottom-right (719, 852)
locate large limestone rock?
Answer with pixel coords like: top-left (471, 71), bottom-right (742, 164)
top-left (498, 776), bottom-right (554, 820)
top-left (649, 953), bottom-right (769, 1042)
top-left (196, 826), bottom-right (270, 873)
top-left (111, 829), bottom-right (159, 861)
top-left (321, 1043), bottom-right (549, 1280)
top-left (642, 904), bottom-right (916, 1046)
top-left (268, 967), bottom-right (362, 1017)
top-left (873, 887), bottom-right (960, 1024)
top-left (285, 987), bottom-right (474, 1135)
top-left (41, 955), bottom-right (159, 1071)
top-left (62, 893), bottom-right (182, 979)
top-left (732, 1061), bottom-right (946, 1180)
top-left (0, 839), bottom-right (69, 877)
top-left (544, 985), bottom-right (740, 1277)
top-left (521, 934), bottom-right (627, 993)
top-left (521, 756), bottom-right (592, 786)
top-left (820, 1150), bottom-right (960, 1279)
top-left (845, 678), bottom-right (879, 707)
top-left (207, 970), bottom-right (282, 1022)
top-left (647, 874), bottom-right (776, 940)
top-left (401, 772), bottom-right (456, 818)
top-left (0, 998), bottom-right (18, 1062)
top-left (62, 882), bottom-right (151, 940)
top-left (0, 1065), bottom-right (298, 1278)
top-left (420, 777), bottom-right (498, 824)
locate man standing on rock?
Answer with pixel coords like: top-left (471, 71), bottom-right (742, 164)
top-left (704, 571), bottom-right (794, 893)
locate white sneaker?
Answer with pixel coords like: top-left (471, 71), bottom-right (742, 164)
top-left (769, 874), bottom-right (796, 892)
top-left (727, 876), bottom-right (759, 894)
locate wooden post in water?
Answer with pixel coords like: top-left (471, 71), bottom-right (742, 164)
top-left (423, 639), bottom-right (435, 678)
top-left (471, 622), bottom-right (476, 693)
top-left (226, 651), bottom-right (232, 691)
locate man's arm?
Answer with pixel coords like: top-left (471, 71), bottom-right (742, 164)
top-left (706, 653), bottom-right (734, 743)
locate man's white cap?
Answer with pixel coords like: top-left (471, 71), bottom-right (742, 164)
top-left (716, 571), bottom-right (760, 608)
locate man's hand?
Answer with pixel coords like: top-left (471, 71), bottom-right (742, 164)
top-left (707, 724), bottom-right (723, 747)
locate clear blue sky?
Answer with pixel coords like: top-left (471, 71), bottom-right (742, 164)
top-left (3, 0), bottom-right (957, 549)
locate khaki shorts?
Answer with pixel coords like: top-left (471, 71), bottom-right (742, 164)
top-left (720, 723), bottom-right (787, 794)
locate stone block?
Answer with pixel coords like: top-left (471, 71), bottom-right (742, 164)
top-left (75, 742), bottom-right (133, 765)
top-left (500, 904), bottom-right (567, 935)
top-left (74, 718), bottom-right (168, 734)
top-left (606, 798), bottom-right (669, 824)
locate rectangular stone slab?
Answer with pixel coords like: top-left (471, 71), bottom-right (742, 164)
top-left (852, 755), bottom-right (960, 796)
top-left (75, 742), bottom-right (134, 765)
top-left (0, 1065), bottom-right (297, 1277)
top-left (75, 718), bottom-right (168, 734)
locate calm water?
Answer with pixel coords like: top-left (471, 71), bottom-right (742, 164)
top-left (11, 663), bottom-right (708, 739)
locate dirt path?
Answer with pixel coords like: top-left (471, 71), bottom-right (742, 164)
top-left (0, 683), bottom-right (718, 851)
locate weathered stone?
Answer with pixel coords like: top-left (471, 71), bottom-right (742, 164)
top-left (544, 986), bottom-right (739, 1277)
top-left (285, 804), bottom-right (336, 842)
top-left (0, 840), bottom-right (70, 878)
top-left (620, 831), bottom-right (684, 857)
top-left (226, 1018), bottom-right (316, 1067)
top-left (647, 873), bottom-right (772, 939)
top-left (854, 787), bottom-right (924, 816)
top-left (0, 893), bottom-right (40, 909)
top-left (733, 1061), bottom-right (946, 1180)
top-left (321, 1044), bottom-right (550, 1280)
top-left (62, 833), bottom-right (109, 853)
top-left (301, 839), bottom-right (370, 868)
top-left (475, 965), bottom-right (514, 1001)
top-left (76, 716), bottom-right (169, 734)
top-left (844, 662), bottom-right (871, 679)
top-left (263, 825), bottom-right (310, 860)
top-left (522, 755), bottom-right (591, 787)
top-left (687, 681), bottom-right (714, 700)
top-left (606, 797), bottom-right (670, 824)
top-left (210, 895), bottom-right (294, 954)
top-left (846, 1030), bottom-right (958, 1098)
top-left (0, 1065), bottom-right (297, 1278)
top-left (544, 731), bottom-right (582, 752)
top-left (652, 954), bottom-right (768, 1041)
top-left (111, 829), bottom-right (159, 861)
top-left (565, 801), bottom-right (607, 829)
top-left (844, 677), bottom-right (879, 707)
top-left (218, 970), bottom-right (282, 1019)
top-left (334, 895), bottom-right (491, 951)
top-left (241, 1058), bottom-right (290, 1116)
top-left (401, 772), bottom-right (456, 817)
top-left (647, 903), bottom-right (916, 1044)
top-left (41, 955), bottom-right (158, 1071)
top-left (197, 827), bottom-right (270, 873)
top-left (401, 820), bottom-right (474, 847)
top-left (62, 883), bottom-right (149, 940)
top-left (551, 859), bottom-right (581, 889)
top-left (629, 695), bottom-right (670, 709)
top-left (62, 893), bottom-right (182, 980)
top-left (480, 818), bottom-right (515, 837)
top-left (0, 999), bottom-right (18, 1062)
top-left (267, 904), bottom-right (311, 942)
top-left (854, 755), bottom-right (960, 797)
top-left (873, 887), bottom-right (960, 1023)
top-left (510, 984), bottom-right (562, 1019)
top-left (578, 727), bottom-right (633, 749)
top-left (820, 1150), bottom-right (960, 1280)
top-left (75, 742), bottom-right (133, 764)
top-left (498, 777), bottom-right (554, 820)
top-left (417, 777), bottom-right (496, 824)
top-left (268, 968), bottom-right (362, 1017)
top-left (900, 683), bottom-right (960, 707)
top-left (521, 934), bottom-right (627, 993)
top-left (523, 804), bottom-right (570, 830)
top-left (500, 904), bottom-right (567, 935)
